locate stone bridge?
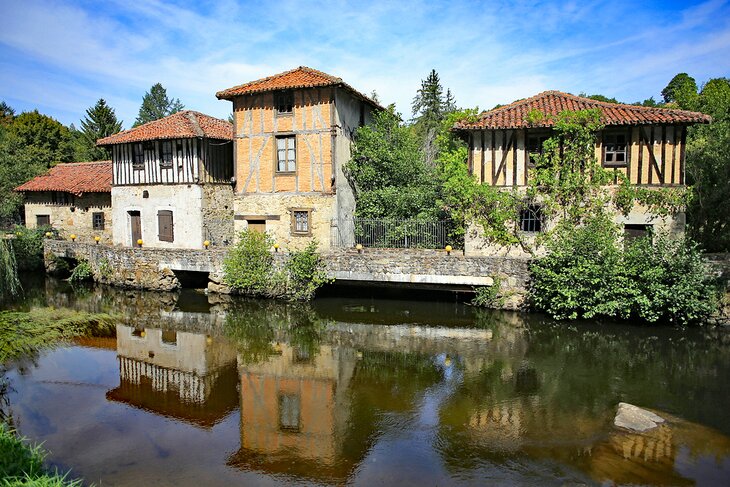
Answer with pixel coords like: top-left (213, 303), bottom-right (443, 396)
top-left (43, 240), bottom-right (531, 306)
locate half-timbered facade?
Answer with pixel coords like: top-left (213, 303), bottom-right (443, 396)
top-left (454, 91), bottom-right (711, 256)
top-left (216, 66), bottom-right (380, 249)
top-left (15, 161), bottom-right (112, 242)
top-left (98, 111), bottom-right (233, 249)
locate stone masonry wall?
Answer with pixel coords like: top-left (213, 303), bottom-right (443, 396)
top-left (44, 241), bottom-right (531, 308)
top-left (202, 184), bottom-right (234, 246)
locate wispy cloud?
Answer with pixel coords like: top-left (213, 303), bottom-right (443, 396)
top-left (1, 0), bottom-right (728, 128)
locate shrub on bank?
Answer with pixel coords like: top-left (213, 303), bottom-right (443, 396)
top-left (9, 225), bottom-right (51, 271)
top-left (529, 218), bottom-right (718, 325)
top-left (222, 230), bottom-right (331, 301)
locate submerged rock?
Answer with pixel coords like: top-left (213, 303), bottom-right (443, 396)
top-left (614, 402), bottom-right (665, 432)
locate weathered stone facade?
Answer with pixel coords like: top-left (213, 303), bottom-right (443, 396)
top-left (43, 241), bottom-right (531, 309)
top-left (233, 193), bottom-right (335, 250)
top-left (202, 184), bottom-right (234, 246)
top-left (24, 192), bottom-right (112, 243)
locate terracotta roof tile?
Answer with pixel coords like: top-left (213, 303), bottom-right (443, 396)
top-left (455, 91), bottom-right (712, 130)
top-left (97, 110), bottom-right (232, 145)
top-left (216, 66), bottom-right (382, 108)
top-left (15, 161), bottom-right (112, 196)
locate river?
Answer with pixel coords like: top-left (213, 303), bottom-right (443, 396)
top-left (2, 277), bottom-right (730, 486)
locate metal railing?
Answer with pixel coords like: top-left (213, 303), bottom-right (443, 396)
top-left (332, 218), bottom-right (451, 249)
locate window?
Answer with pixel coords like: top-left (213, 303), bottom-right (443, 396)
top-left (291, 209), bottom-right (311, 235)
top-left (275, 91), bottom-right (293, 115)
top-left (279, 394), bottom-right (300, 431)
top-left (276, 136), bottom-right (296, 172)
top-left (160, 140), bottom-right (173, 168)
top-left (92, 212), bottom-right (104, 230)
top-left (624, 224), bottom-right (652, 243)
top-left (527, 134), bottom-right (551, 167)
top-left (132, 143), bottom-right (144, 169)
top-left (603, 131), bottom-right (629, 166)
top-left (519, 204), bottom-right (543, 233)
top-left (36, 215), bottom-right (50, 227)
top-left (51, 191), bottom-right (70, 205)
top-left (157, 210), bottom-right (174, 242)
top-left (161, 330), bottom-right (177, 346)
top-left (132, 327), bottom-right (145, 338)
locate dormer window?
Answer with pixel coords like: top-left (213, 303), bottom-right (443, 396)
top-left (132, 143), bottom-right (144, 170)
top-left (275, 91), bottom-right (293, 115)
top-left (603, 131), bottom-right (630, 167)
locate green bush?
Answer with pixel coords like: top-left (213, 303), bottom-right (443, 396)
top-left (223, 230), bottom-right (278, 297)
top-left (9, 226), bottom-right (50, 271)
top-left (285, 240), bottom-right (332, 301)
top-left (67, 259), bottom-right (92, 283)
top-left (530, 218), bottom-right (718, 325)
top-left (223, 231), bottom-right (329, 301)
top-left (471, 276), bottom-right (504, 308)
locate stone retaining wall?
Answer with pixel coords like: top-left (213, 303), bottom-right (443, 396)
top-left (43, 241), bottom-right (531, 308)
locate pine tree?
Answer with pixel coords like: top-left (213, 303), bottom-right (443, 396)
top-left (0, 101), bottom-right (15, 126)
top-left (134, 83), bottom-right (184, 127)
top-left (79, 99), bottom-right (122, 160)
top-left (412, 69), bottom-right (444, 129)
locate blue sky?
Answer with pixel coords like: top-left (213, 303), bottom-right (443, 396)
top-left (1, 0), bottom-right (729, 129)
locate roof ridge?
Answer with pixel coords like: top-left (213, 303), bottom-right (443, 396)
top-left (52, 160), bottom-right (112, 166)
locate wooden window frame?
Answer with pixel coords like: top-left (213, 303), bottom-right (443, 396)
top-left (278, 393), bottom-right (301, 432)
top-left (157, 210), bottom-right (174, 242)
top-left (159, 140), bottom-right (173, 169)
top-left (275, 90), bottom-right (294, 116)
top-left (36, 215), bottom-right (50, 227)
top-left (132, 143), bottom-right (145, 170)
top-left (290, 208), bottom-right (312, 236)
top-left (519, 204), bottom-right (543, 233)
top-left (602, 130), bottom-right (630, 167)
top-left (92, 212), bottom-right (105, 231)
top-left (276, 135), bottom-right (297, 174)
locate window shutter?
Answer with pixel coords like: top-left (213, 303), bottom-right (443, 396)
top-left (158, 210), bottom-right (174, 242)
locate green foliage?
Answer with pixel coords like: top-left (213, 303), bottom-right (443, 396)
top-left (8, 111), bottom-right (74, 165)
top-left (412, 70), bottom-right (457, 166)
top-left (223, 230), bottom-right (277, 297)
top-left (578, 93), bottom-right (619, 104)
top-left (76, 99), bottom-right (122, 161)
top-left (0, 124), bottom-right (47, 223)
top-left (285, 240), bottom-right (333, 301)
top-left (683, 76), bottom-right (730, 251)
top-left (223, 231), bottom-right (330, 301)
top-left (9, 226), bottom-right (48, 271)
top-left (471, 276), bottom-right (504, 308)
top-left (0, 424), bottom-right (82, 486)
top-left (134, 83), bottom-right (184, 127)
top-left (662, 73), bottom-right (699, 108)
top-left (530, 217), bottom-right (718, 325)
top-left (346, 107), bottom-right (441, 220)
top-left (67, 259), bottom-right (92, 283)
top-left (97, 258), bottom-right (112, 279)
top-left (0, 308), bottom-right (117, 363)
top-left (0, 102), bottom-right (14, 126)
top-left (0, 240), bottom-right (21, 301)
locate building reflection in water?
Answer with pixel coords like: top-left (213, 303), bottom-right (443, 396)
top-left (106, 317), bottom-right (239, 428)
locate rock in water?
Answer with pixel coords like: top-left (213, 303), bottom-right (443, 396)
top-left (614, 402), bottom-right (665, 432)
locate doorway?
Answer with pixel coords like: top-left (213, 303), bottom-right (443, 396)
top-left (129, 211), bottom-right (141, 246)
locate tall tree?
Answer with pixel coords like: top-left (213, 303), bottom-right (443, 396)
top-left (661, 73), bottom-right (698, 108)
top-left (684, 77), bottom-right (730, 251)
top-left (78, 99), bottom-right (123, 160)
top-left (412, 70), bottom-right (455, 167)
top-left (0, 101), bottom-right (14, 126)
top-left (9, 110), bottom-right (74, 166)
top-left (134, 83), bottom-right (184, 127)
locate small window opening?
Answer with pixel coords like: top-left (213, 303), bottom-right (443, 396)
top-left (275, 91), bottom-right (294, 115)
top-left (519, 204), bottom-right (543, 233)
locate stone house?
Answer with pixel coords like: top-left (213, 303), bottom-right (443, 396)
top-left (15, 160), bottom-right (112, 242)
top-left (97, 111), bottom-right (234, 249)
top-left (453, 91), bottom-right (711, 256)
top-left (216, 66), bottom-right (381, 249)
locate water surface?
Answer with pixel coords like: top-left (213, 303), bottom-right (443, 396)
top-left (3, 279), bottom-right (730, 486)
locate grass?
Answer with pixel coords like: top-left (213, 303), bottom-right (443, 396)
top-left (0, 424), bottom-right (81, 486)
top-left (0, 308), bottom-right (117, 364)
